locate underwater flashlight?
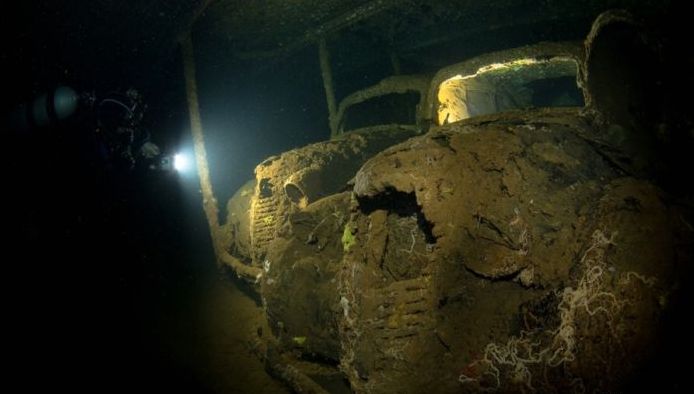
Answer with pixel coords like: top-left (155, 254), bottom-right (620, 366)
top-left (173, 152), bottom-right (191, 173)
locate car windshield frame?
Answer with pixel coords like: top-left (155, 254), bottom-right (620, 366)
top-left (424, 41), bottom-right (585, 126)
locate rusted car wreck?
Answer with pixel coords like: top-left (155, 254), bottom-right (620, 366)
top-left (187, 9), bottom-right (692, 394)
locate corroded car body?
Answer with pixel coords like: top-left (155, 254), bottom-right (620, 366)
top-left (222, 10), bottom-right (692, 393)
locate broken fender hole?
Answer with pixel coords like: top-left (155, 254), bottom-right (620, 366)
top-left (357, 187), bottom-right (436, 244)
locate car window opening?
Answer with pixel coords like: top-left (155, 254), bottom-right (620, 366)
top-left (437, 57), bottom-right (582, 125)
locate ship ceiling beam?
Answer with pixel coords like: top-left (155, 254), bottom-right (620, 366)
top-left (234, 0), bottom-right (406, 60)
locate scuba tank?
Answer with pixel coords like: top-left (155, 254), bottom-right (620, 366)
top-left (9, 86), bottom-right (80, 131)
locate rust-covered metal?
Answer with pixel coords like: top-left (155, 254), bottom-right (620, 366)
top-left (249, 128), bottom-right (419, 265)
top-left (334, 74), bottom-right (431, 135)
top-left (182, 32), bottom-right (262, 283)
top-left (213, 8), bottom-right (691, 393)
top-left (338, 107), bottom-right (687, 393)
top-left (319, 39), bottom-right (339, 138)
top-left (424, 41), bottom-right (584, 124)
top-left (207, 0), bottom-right (405, 59)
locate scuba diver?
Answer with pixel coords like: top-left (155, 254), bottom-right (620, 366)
top-left (91, 87), bottom-right (160, 170)
top-left (9, 85), bottom-right (175, 173)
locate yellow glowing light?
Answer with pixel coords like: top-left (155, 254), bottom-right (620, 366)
top-left (436, 57), bottom-right (575, 125)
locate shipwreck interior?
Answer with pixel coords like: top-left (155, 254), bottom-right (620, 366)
top-left (5, 1), bottom-right (693, 393)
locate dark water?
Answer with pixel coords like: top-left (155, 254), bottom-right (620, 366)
top-left (7, 134), bottom-right (288, 391)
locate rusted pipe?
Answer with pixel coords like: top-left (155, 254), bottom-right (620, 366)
top-left (318, 39), bottom-right (338, 138)
top-left (180, 32), bottom-right (262, 283)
